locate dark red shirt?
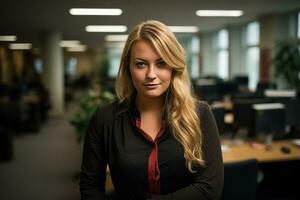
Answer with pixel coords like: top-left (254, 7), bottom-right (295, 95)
top-left (135, 118), bottom-right (165, 194)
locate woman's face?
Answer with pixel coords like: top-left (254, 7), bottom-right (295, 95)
top-left (129, 39), bottom-right (173, 100)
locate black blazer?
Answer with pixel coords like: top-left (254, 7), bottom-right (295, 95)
top-left (80, 100), bottom-right (223, 200)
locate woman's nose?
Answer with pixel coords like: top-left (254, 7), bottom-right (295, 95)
top-left (146, 65), bottom-right (157, 80)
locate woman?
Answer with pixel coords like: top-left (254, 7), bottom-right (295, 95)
top-left (80, 20), bottom-right (223, 200)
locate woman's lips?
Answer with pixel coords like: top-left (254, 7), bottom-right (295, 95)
top-left (143, 83), bottom-right (160, 89)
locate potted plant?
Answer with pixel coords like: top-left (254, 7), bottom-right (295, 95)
top-left (70, 89), bottom-right (115, 142)
top-left (273, 38), bottom-right (300, 93)
top-left (70, 51), bottom-right (115, 142)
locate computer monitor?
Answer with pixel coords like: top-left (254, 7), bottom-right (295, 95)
top-left (234, 75), bottom-right (249, 90)
top-left (252, 103), bottom-right (286, 140)
top-left (266, 98), bottom-right (300, 137)
top-left (233, 98), bottom-right (271, 137)
top-left (256, 82), bottom-right (277, 97)
top-left (194, 85), bottom-right (220, 102)
top-left (217, 81), bottom-right (238, 97)
top-left (285, 99), bottom-right (300, 126)
top-left (193, 79), bottom-right (221, 102)
top-left (268, 97), bottom-right (299, 124)
top-left (256, 82), bottom-right (276, 91)
top-left (284, 99), bottom-right (300, 138)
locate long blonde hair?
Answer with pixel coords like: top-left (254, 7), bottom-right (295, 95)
top-left (115, 20), bottom-right (205, 172)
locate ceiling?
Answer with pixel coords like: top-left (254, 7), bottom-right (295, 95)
top-left (0, 0), bottom-right (299, 50)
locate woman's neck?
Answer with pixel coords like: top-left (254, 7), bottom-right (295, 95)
top-left (136, 94), bottom-right (165, 138)
top-left (136, 94), bottom-right (164, 113)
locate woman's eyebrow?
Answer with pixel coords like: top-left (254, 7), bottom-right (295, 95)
top-left (133, 57), bottom-right (163, 62)
top-left (134, 57), bottom-right (147, 62)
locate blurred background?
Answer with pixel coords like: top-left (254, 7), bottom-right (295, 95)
top-left (0, 0), bottom-right (300, 200)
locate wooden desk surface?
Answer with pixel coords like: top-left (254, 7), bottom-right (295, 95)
top-left (222, 140), bottom-right (300, 164)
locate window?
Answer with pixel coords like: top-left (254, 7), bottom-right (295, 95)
top-left (298, 12), bottom-right (300, 39)
top-left (34, 58), bottom-right (43, 74)
top-left (174, 36), bottom-right (200, 78)
top-left (107, 47), bottom-right (123, 77)
top-left (245, 21), bottom-right (260, 90)
top-left (188, 36), bottom-right (200, 78)
top-left (65, 57), bottom-right (77, 77)
top-left (217, 29), bottom-right (229, 80)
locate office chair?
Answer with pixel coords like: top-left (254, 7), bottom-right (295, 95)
top-left (222, 159), bottom-right (258, 200)
top-left (211, 104), bottom-right (226, 135)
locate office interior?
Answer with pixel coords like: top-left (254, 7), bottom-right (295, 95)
top-left (0, 0), bottom-right (300, 200)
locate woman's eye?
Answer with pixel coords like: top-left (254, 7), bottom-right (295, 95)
top-left (157, 61), bottom-right (166, 68)
top-left (135, 62), bottom-right (146, 68)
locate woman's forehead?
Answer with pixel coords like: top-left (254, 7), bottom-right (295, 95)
top-left (130, 40), bottom-right (161, 60)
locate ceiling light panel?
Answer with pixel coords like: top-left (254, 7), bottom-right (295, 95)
top-left (0, 35), bottom-right (17, 41)
top-left (168, 26), bottom-right (199, 33)
top-left (196, 10), bottom-right (243, 17)
top-left (60, 40), bottom-right (81, 47)
top-left (67, 45), bottom-right (87, 52)
top-left (86, 25), bottom-right (127, 32)
top-left (69, 8), bottom-right (122, 16)
top-left (9, 43), bottom-right (32, 50)
top-left (105, 35), bottom-right (128, 42)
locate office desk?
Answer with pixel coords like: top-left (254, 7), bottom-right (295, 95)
top-left (222, 140), bottom-right (300, 164)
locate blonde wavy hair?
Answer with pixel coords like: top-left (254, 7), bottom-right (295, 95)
top-left (115, 20), bottom-right (205, 172)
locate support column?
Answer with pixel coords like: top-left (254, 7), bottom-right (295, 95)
top-left (40, 31), bottom-right (64, 117)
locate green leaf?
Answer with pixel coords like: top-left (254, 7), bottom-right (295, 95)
top-left (69, 89), bottom-right (115, 143)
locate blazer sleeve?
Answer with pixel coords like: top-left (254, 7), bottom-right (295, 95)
top-left (152, 101), bottom-right (224, 200)
top-left (79, 107), bottom-right (108, 200)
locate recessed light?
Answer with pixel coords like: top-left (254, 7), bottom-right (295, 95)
top-left (196, 10), bottom-right (243, 17)
top-left (60, 40), bottom-right (81, 47)
top-left (168, 26), bottom-right (199, 33)
top-left (86, 25), bottom-right (127, 32)
top-left (69, 8), bottom-right (122, 16)
top-left (0, 35), bottom-right (17, 41)
top-left (105, 35), bottom-right (128, 42)
top-left (9, 43), bottom-right (32, 50)
top-left (67, 45), bottom-right (87, 52)
top-left (105, 42), bottom-right (126, 48)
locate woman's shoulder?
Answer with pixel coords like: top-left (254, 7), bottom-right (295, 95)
top-left (196, 100), bottom-right (212, 115)
top-left (94, 100), bottom-right (129, 119)
top-left (96, 100), bottom-right (117, 113)
top-left (196, 100), bottom-right (218, 125)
